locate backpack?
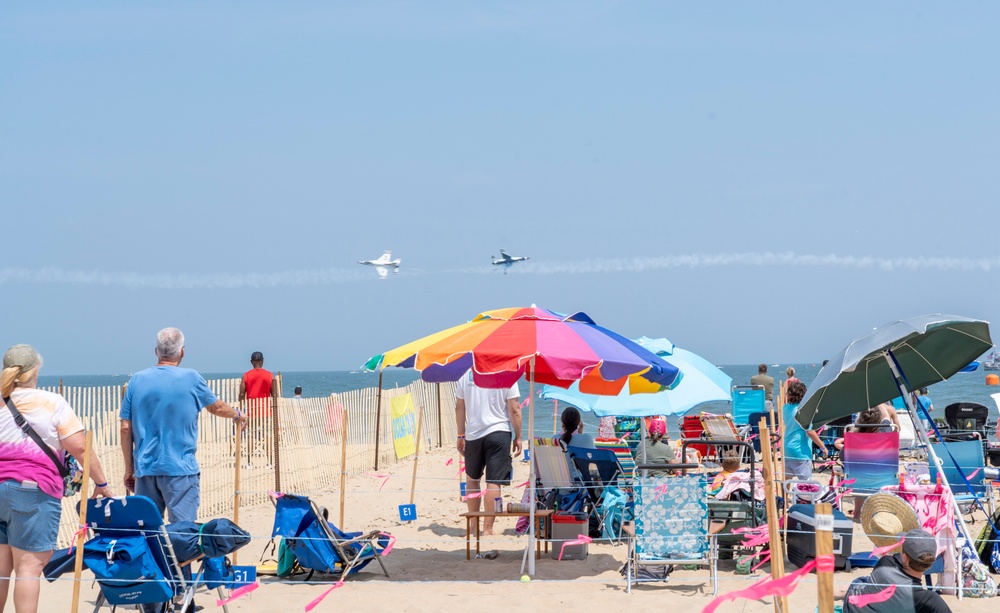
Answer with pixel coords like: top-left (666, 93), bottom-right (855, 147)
top-left (975, 508), bottom-right (1000, 569)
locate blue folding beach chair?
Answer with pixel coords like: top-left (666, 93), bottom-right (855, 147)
top-left (57, 496), bottom-right (239, 613)
top-left (732, 386), bottom-right (765, 426)
top-left (270, 493), bottom-right (391, 582)
top-left (930, 440), bottom-right (996, 517)
top-left (567, 446), bottom-right (628, 538)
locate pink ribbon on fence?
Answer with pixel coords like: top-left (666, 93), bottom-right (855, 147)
top-left (304, 581), bottom-right (344, 612)
top-left (558, 535), bottom-right (592, 560)
top-left (848, 584), bottom-right (897, 608)
top-left (701, 557), bottom-right (822, 613)
top-left (515, 480), bottom-right (530, 489)
top-left (465, 491), bottom-right (486, 499)
top-left (869, 537), bottom-right (904, 558)
top-left (216, 582), bottom-right (259, 606)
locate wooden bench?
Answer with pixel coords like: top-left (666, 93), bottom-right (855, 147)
top-left (460, 510), bottom-right (554, 560)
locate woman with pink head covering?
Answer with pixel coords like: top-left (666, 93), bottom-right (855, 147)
top-left (640, 418), bottom-right (677, 476)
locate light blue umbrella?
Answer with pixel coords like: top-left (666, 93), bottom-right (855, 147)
top-left (540, 337), bottom-right (732, 417)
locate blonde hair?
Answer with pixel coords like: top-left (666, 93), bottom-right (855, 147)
top-left (722, 450), bottom-right (742, 472)
top-left (1, 363), bottom-right (40, 398)
top-left (786, 366), bottom-right (796, 378)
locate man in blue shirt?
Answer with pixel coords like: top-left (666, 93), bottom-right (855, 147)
top-left (120, 328), bottom-right (248, 522)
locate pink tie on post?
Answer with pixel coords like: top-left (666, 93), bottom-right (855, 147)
top-left (304, 581), bottom-right (345, 612)
top-left (216, 582), bottom-right (259, 606)
top-left (815, 554), bottom-right (835, 573)
top-left (869, 537), bottom-right (904, 558)
top-left (848, 584), bottom-right (897, 608)
top-left (514, 480), bottom-right (530, 489)
top-left (67, 525), bottom-right (88, 555)
top-left (465, 491), bottom-right (487, 499)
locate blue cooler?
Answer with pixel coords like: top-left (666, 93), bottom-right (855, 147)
top-left (786, 504), bottom-right (854, 571)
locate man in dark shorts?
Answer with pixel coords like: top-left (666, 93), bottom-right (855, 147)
top-left (455, 371), bottom-right (522, 538)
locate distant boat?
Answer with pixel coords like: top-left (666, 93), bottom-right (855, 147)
top-left (985, 348), bottom-right (1000, 371)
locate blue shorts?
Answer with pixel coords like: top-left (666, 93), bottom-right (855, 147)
top-left (135, 474), bottom-right (200, 523)
top-left (0, 479), bottom-right (62, 552)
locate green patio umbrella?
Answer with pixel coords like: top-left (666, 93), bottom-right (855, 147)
top-left (796, 314), bottom-right (992, 429)
top-left (793, 313), bottom-right (992, 573)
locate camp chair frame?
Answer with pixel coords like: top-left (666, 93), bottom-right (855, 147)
top-left (685, 439), bottom-right (764, 560)
top-left (532, 437), bottom-right (584, 510)
top-left (700, 415), bottom-right (750, 463)
top-left (839, 429), bottom-right (901, 518)
top-left (82, 496), bottom-right (230, 613)
top-left (566, 446), bottom-right (628, 541)
top-left (270, 493), bottom-right (389, 582)
top-left (732, 385), bottom-right (766, 426)
top-left (929, 440), bottom-right (997, 518)
top-left (625, 464), bottom-right (717, 595)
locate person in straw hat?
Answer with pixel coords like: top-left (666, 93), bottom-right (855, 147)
top-left (836, 493), bottom-right (951, 612)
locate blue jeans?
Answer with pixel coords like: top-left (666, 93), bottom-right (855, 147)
top-left (134, 474), bottom-right (200, 523)
top-left (0, 480), bottom-right (61, 552)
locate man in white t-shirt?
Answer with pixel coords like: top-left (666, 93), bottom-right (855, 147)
top-left (455, 371), bottom-right (522, 538)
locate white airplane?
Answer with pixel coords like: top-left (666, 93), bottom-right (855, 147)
top-left (358, 251), bottom-right (400, 278)
top-left (491, 249), bottom-right (529, 274)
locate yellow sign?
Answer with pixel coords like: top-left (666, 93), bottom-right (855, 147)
top-left (390, 393), bottom-right (417, 459)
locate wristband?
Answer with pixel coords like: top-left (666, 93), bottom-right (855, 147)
top-left (95, 482), bottom-right (108, 488)
top-left (457, 435), bottom-right (465, 439)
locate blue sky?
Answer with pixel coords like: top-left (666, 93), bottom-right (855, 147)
top-left (2, 2), bottom-right (999, 375)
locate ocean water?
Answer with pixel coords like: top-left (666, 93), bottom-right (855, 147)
top-left (37, 363), bottom-right (1000, 437)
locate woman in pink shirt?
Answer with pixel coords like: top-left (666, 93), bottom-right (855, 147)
top-left (0, 345), bottom-right (113, 613)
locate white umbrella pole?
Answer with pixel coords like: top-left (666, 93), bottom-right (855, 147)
top-left (527, 356), bottom-right (537, 577)
top-left (884, 352), bottom-right (973, 595)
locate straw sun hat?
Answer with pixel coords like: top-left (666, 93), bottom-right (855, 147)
top-left (861, 493), bottom-right (920, 548)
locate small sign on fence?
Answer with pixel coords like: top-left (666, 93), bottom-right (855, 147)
top-left (398, 504), bottom-right (417, 522)
top-left (229, 565), bottom-right (257, 588)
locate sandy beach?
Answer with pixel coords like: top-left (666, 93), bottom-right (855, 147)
top-left (36, 441), bottom-right (994, 613)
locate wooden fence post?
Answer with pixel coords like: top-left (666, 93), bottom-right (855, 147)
top-left (815, 502), bottom-right (835, 613)
top-left (409, 405), bottom-right (425, 505)
top-left (760, 417), bottom-right (788, 613)
top-left (340, 408), bottom-right (349, 527)
top-left (436, 382), bottom-right (442, 448)
top-left (71, 431), bottom-right (93, 613)
top-left (374, 371), bottom-right (384, 471)
top-left (233, 426), bottom-right (242, 565)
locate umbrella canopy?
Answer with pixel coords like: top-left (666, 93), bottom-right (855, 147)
top-left (540, 338), bottom-right (731, 417)
top-left (364, 306), bottom-right (681, 391)
top-left (796, 314), bottom-right (992, 429)
top-left (364, 306), bottom-right (681, 578)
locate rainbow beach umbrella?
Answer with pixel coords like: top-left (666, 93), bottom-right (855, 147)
top-left (364, 306), bottom-right (681, 392)
top-left (364, 306), bottom-right (681, 576)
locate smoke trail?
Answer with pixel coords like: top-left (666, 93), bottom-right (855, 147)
top-left (0, 266), bottom-right (373, 289)
top-left (1, 252), bottom-right (997, 289)
top-left (494, 252), bottom-right (1000, 275)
